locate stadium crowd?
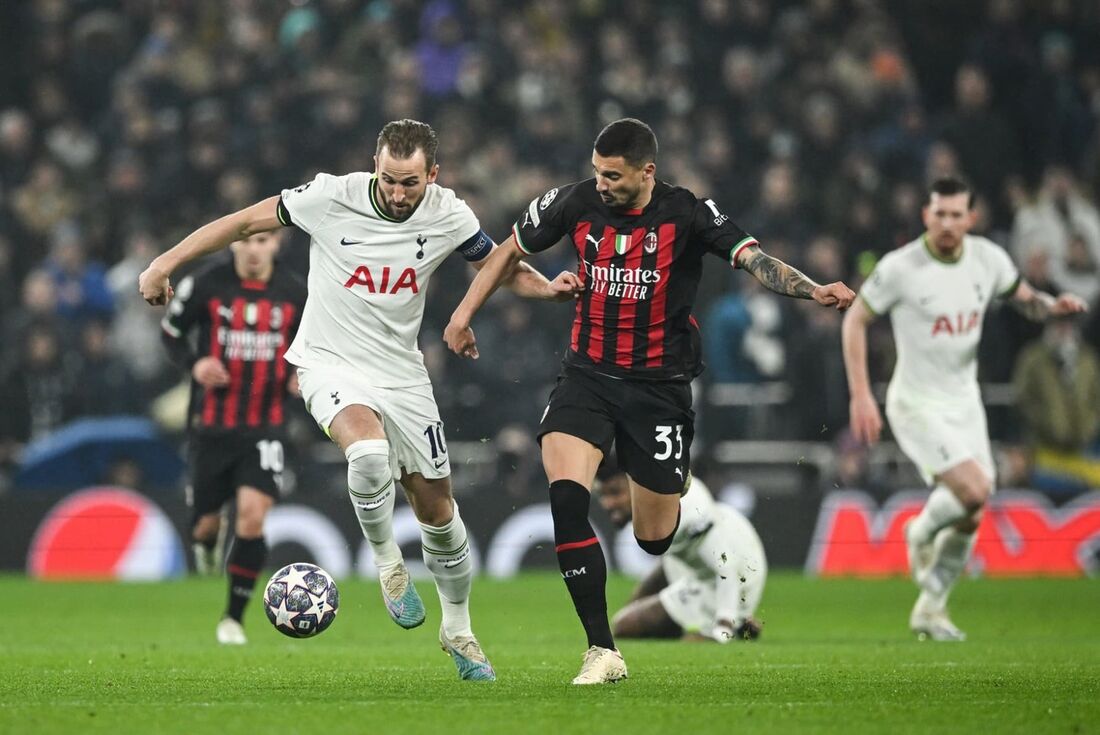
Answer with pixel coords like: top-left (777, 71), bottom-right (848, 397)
top-left (1, 0), bottom-right (1099, 490)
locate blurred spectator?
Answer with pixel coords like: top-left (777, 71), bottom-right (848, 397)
top-left (0, 325), bottom-right (81, 465)
top-left (106, 229), bottom-right (171, 397)
top-left (1011, 166), bottom-right (1100, 306)
top-left (74, 319), bottom-right (142, 417)
top-left (703, 274), bottom-right (785, 385)
top-left (785, 237), bottom-right (849, 441)
top-left (1013, 315), bottom-right (1100, 492)
top-left (1, 269), bottom-right (67, 375)
top-left (42, 221), bottom-right (114, 322)
top-left (937, 64), bottom-right (1021, 224)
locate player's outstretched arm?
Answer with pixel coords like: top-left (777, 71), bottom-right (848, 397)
top-left (445, 236), bottom-right (526, 359)
top-left (476, 252), bottom-right (583, 302)
top-left (138, 195), bottom-right (283, 305)
top-left (1008, 281), bottom-right (1088, 321)
top-left (737, 245), bottom-right (855, 310)
top-left (841, 298), bottom-right (882, 445)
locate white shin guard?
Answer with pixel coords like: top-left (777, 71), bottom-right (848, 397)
top-left (346, 439), bottom-right (403, 571)
top-left (420, 501), bottom-right (474, 638)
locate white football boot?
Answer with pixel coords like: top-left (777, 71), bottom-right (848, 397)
top-left (439, 625), bottom-right (496, 681)
top-left (379, 563), bottom-right (426, 629)
top-left (572, 646), bottom-right (628, 685)
top-left (910, 598), bottom-right (966, 642)
top-left (216, 617), bottom-right (248, 645)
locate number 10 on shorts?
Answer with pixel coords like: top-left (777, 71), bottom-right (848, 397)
top-left (654, 425), bottom-right (683, 461)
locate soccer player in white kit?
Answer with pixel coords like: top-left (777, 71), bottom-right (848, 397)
top-left (842, 177), bottom-right (1086, 641)
top-left (597, 471), bottom-right (766, 643)
top-left (139, 120), bottom-right (578, 679)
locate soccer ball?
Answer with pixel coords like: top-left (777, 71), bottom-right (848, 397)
top-left (264, 563), bottom-right (339, 638)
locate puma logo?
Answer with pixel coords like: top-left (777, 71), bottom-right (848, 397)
top-left (331, 391), bottom-right (341, 405)
top-left (585, 234), bottom-right (604, 250)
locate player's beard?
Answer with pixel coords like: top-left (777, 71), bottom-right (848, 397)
top-left (601, 184), bottom-right (641, 210)
top-left (379, 190), bottom-right (419, 221)
top-left (933, 232), bottom-right (960, 254)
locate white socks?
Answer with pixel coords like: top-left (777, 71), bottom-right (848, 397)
top-left (346, 440), bottom-right (403, 570)
top-left (921, 527), bottom-right (978, 607)
top-left (909, 485), bottom-right (968, 545)
top-left (347, 440), bottom-right (474, 637)
top-left (420, 501), bottom-right (474, 638)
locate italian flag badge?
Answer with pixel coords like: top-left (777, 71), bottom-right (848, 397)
top-left (614, 233), bottom-right (632, 255)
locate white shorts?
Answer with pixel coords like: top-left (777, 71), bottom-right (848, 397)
top-left (886, 394), bottom-right (994, 487)
top-left (658, 556), bottom-right (765, 637)
top-left (297, 366), bottom-right (451, 480)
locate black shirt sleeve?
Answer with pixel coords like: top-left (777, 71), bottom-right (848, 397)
top-left (160, 273), bottom-right (205, 368)
top-left (510, 183), bottom-right (579, 254)
top-left (691, 196), bottom-right (758, 268)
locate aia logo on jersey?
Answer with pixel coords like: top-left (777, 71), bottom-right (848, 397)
top-left (931, 310), bottom-right (980, 336)
top-left (344, 265), bottom-right (419, 294)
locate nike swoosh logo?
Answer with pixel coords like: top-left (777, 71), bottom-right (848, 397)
top-left (433, 459), bottom-right (447, 469)
top-left (340, 237), bottom-right (363, 246)
top-left (585, 234), bottom-right (604, 249)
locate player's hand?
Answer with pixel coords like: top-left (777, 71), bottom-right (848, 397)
top-left (444, 319), bottom-right (479, 359)
top-left (546, 271), bottom-right (585, 302)
top-left (138, 263), bottom-right (174, 306)
top-left (812, 282), bottom-right (856, 311)
top-left (192, 356), bottom-right (231, 389)
top-left (1051, 293), bottom-right (1088, 316)
top-left (849, 391), bottom-right (882, 445)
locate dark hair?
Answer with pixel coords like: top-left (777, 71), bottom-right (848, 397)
top-left (593, 118), bottom-right (658, 167)
top-left (376, 119), bottom-right (439, 169)
top-left (928, 176), bottom-right (974, 208)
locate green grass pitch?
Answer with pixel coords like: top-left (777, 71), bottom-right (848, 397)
top-left (1, 573), bottom-right (1097, 735)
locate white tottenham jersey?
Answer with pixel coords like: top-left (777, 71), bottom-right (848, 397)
top-left (860, 234), bottom-right (1019, 407)
top-left (279, 172), bottom-right (489, 386)
top-left (665, 478), bottom-right (766, 623)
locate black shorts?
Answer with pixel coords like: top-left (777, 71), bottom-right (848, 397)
top-left (187, 433), bottom-right (284, 523)
top-left (537, 366), bottom-right (694, 494)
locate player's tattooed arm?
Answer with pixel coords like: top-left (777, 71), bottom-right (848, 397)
top-left (1009, 280), bottom-right (1088, 321)
top-left (738, 246), bottom-right (819, 299)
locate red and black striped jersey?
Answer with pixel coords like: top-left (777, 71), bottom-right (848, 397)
top-left (512, 179), bottom-right (757, 381)
top-left (161, 257), bottom-right (307, 434)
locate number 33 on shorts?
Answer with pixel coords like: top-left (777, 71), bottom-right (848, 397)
top-left (653, 425), bottom-right (684, 461)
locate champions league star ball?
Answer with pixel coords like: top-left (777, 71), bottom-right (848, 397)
top-left (264, 563), bottom-right (340, 638)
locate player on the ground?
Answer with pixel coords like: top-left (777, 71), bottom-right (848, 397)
top-left (142, 119), bottom-right (576, 679)
top-left (842, 176), bottom-right (1087, 641)
top-left (444, 118), bottom-right (853, 683)
top-left (161, 230), bottom-right (307, 645)
top-left (596, 468), bottom-right (766, 643)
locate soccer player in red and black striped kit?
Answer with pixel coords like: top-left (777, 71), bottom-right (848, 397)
top-left (445, 119), bottom-right (855, 683)
top-left (161, 230), bottom-right (306, 645)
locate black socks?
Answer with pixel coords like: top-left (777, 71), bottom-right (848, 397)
top-left (549, 479), bottom-right (614, 650)
top-left (225, 535), bottom-right (267, 622)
